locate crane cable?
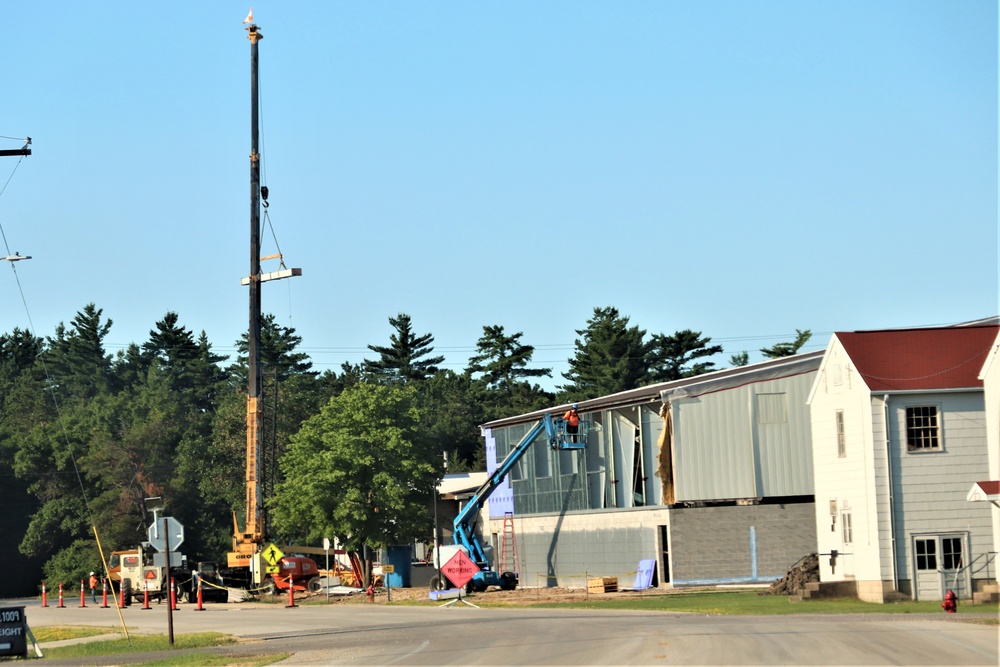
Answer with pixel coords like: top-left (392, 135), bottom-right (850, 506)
top-left (255, 75), bottom-right (296, 320)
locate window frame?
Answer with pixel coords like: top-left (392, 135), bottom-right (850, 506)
top-left (941, 537), bottom-right (963, 571)
top-left (841, 511), bottom-right (853, 545)
top-left (835, 410), bottom-right (846, 458)
top-left (914, 538), bottom-right (937, 571)
top-left (904, 404), bottom-right (942, 453)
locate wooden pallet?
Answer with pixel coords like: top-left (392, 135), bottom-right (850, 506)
top-left (587, 576), bottom-right (618, 594)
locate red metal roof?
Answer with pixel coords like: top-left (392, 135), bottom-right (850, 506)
top-left (976, 480), bottom-right (1000, 496)
top-left (836, 325), bottom-right (998, 392)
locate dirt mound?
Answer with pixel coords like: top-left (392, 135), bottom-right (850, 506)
top-left (763, 553), bottom-right (819, 596)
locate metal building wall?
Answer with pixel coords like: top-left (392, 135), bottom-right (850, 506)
top-left (493, 406), bottom-right (664, 517)
top-left (493, 508), bottom-right (665, 589)
top-left (753, 373), bottom-right (816, 496)
top-left (671, 371), bottom-right (816, 502)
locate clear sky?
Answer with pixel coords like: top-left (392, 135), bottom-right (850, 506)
top-left (1, 1), bottom-right (997, 391)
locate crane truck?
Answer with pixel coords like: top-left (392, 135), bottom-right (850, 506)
top-left (224, 20), bottom-right (313, 596)
top-left (433, 412), bottom-right (588, 593)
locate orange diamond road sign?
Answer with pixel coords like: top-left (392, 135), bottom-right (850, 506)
top-left (440, 549), bottom-right (479, 589)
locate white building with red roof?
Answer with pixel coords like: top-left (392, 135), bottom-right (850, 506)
top-left (973, 329), bottom-right (1000, 558)
top-left (807, 324), bottom-right (998, 603)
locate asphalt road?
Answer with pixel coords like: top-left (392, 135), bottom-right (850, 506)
top-left (8, 597), bottom-right (999, 666)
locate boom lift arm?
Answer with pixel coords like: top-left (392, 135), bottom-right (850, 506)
top-left (451, 412), bottom-right (586, 591)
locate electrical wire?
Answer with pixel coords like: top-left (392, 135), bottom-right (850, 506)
top-left (0, 150), bottom-right (128, 629)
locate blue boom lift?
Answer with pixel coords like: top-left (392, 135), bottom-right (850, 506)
top-left (444, 412), bottom-right (587, 592)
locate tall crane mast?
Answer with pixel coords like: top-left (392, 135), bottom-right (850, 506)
top-left (227, 18), bottom-right (301, 583)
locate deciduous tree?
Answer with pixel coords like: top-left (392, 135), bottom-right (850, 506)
top-left (271, 383), bottom-right (438, 583)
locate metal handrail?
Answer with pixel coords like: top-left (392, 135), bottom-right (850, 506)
top-left (945, 551), bottom-right (997, 594)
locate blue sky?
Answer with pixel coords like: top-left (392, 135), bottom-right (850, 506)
top-left (1, 1), bottom-right (996, 391)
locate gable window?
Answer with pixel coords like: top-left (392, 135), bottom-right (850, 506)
top-left (906, 405), bottom-right (941, 451)
top-left (835, 410), bottom-right (846, 458)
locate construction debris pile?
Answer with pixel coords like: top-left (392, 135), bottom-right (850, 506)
top-left (762, 553), bottom-right (819, 596)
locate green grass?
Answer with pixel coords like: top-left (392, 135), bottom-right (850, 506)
top-left (535, 590), bottom-right (1000, 615)
top-left (31, 625), bottom-right (116, 643)
top-left (40, 631), bottom-right (236, 660)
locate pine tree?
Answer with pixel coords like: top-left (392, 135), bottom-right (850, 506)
top-left (43, 303), bottom-right (113, 400)
top-left (760, 329), bottom-right (812, 359)
top-left (468, 325), bottom-right (551, 390)
top-left (232, 313), bottom-right (315, 383)
top-left (648, 329), bottom-right (723, 382)
top-left (561, 306), bottom-right (652, 400)
top-left (363, 313), bottom-right (444, 383)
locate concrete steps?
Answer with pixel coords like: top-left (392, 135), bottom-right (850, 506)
top-left (788, 580), bottom-right (856, 602)
top-left (971, 583), bottom-right (998, 605)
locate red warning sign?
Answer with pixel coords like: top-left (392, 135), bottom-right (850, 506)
top-left (440, 550), bottom-right (480, 589)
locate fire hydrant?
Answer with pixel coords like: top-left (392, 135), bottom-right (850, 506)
top-left (941, 589), bottom-right (957, 613)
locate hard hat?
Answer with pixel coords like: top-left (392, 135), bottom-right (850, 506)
top-left (90, 571), bottom-right (95, 576)
top-left (572, 404), bottom-right (578, 409)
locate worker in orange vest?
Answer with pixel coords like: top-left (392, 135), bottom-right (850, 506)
top-left (88, 572), bottom-right (99, 603)
top-left (563, 405), bottom-right (580, 442)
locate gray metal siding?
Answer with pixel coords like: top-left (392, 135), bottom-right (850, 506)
top-left (673, 372), bottom-right (815, 502)
top-left (755, 374), bottom-right (815, 496)
top-left (673, 387), bottom-right (756, 501)
top-left (641, 406), bottom-right (664, 505)
top-left (887, 392), bottom-right (994, 581)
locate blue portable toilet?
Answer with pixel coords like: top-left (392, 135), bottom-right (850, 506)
top-left (384, 545), bottom-right (413, 588)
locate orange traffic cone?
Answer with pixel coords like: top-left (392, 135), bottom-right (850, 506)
top-left (141, 581), bottom-right (151, 610)
top-left (57, 582), bottom-right (65, 608)
top-left (79, 579), bottom-right (86, 608)
top-left (286, 576), bottom-right (297, 608)
top-left (41, 582), bottom-right (48, 608)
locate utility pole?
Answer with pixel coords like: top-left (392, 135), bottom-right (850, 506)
top-left (1, 138), bottom-right (32, 266)
top-left (0, 137), bottom-right (30, 157)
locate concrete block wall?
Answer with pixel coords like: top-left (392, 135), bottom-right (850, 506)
top-left (668, 502), bottom-right (816, 585)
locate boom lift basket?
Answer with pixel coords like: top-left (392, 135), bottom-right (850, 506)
top-left (553, 418), bottom-right (588, 450)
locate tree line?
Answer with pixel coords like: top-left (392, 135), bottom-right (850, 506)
top-left (0, 303), bottom-right (808, 594)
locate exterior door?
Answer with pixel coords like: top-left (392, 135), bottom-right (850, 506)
top-left (912, 534), bottom-right (969, 600)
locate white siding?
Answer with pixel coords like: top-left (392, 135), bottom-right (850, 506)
top-left (980, 333), bottom-right (1000, 554)
top-left (809, 339), bottom-right (883, 585)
